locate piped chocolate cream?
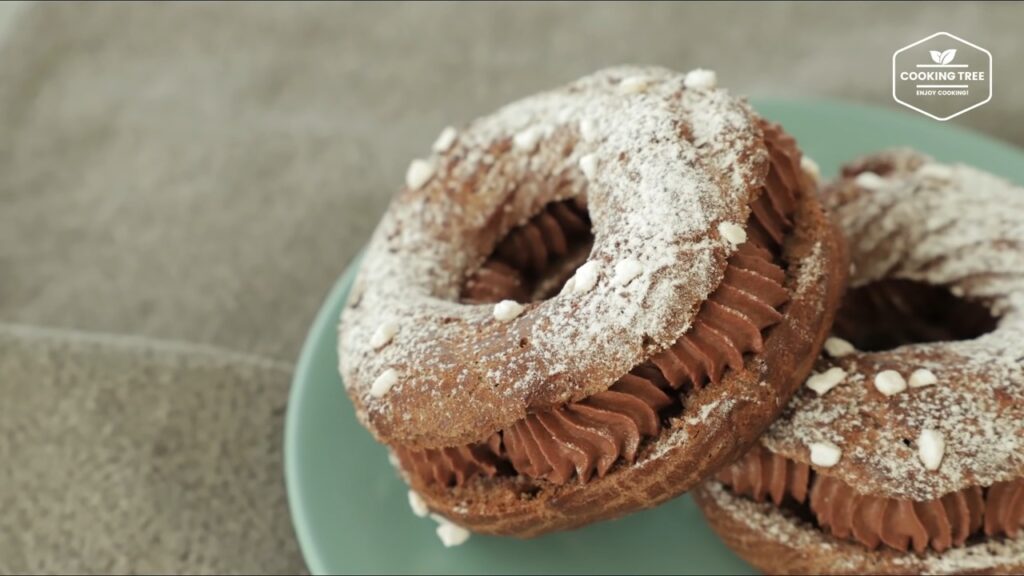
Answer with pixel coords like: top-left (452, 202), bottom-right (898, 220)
top-left (717, 445), bottom-right (1024, 555)
top-left (395, 121), bottom-right (805, 488)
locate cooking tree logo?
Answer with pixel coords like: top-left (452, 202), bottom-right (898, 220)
top-left (893, 32), bottom-right (992, 121)
top-left (930, 49), bottom-right (957, 65)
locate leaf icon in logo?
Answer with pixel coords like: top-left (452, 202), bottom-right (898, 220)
top-left (930, 50), bottom-right (944, 64)
top-left (940, 49), bottom-right (957, 64)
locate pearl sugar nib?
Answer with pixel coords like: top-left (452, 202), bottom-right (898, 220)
top-left (405, 159), bottom-right (435, 190)
top-left (805, 367), bottom-right (846, 396)
top-left (684, 68), bottom-right (717, 90)
top-left (718, 221), bottom-right (747, 247)
top-left (493, 299), bottom-right (525, 322)
top-left (823, 336), bottom-right (855, 358)
top-left (613, 258), bottom-right (643, 286)
top-left (370, 320), bottom-right (399, 350)
top-left (435, 520), bottom-right (471, 547)
top-left (407, 490), bottom-right (429, 518)
top-left (918, 429), bottom-right (945, 471)
top-left (432, 126), bottom-right (457, 153)
top-left (809, 441), bottom-right (842, 468)
top-left (874, 370), bottom-right (907, 396)
top-left (909, 368), bottom-right (938, 388)
top-left (370, 368), bottom-right (399, 398)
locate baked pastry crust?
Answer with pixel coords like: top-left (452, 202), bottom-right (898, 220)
top-left (694, 150), bottom-right (1024, 572)
top-left (695, 482), bottom-right (1024, 575)
top-left (338, 66), bottom-right (846, 535)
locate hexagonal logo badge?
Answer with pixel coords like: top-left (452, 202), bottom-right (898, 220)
top-left (893, 32), bottom-right (992, 121)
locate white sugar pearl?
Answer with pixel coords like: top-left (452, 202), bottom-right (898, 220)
top-left (614, 258), bottom-right (643, 286)
top-left (801, 156), bottom-right (821, 182)
top-left (805, 367), bottom-right (847, 396)
top-left (407, 490), bottom-right (429, 518)
top-left (493, 300), bottom-right (525, 322)
top-left (571, 261), bottom-right (601, 293)
top-left (436, 521), bottom-right (471, 547)
top-left (620, 76), bottom-right (651, 93)
top-left (513, 125), bottom-right (545, 151)
top-left (432, 126), bottom-right (457, 153)
top-left (809, 441), bottom-right (842, 468)
top-left (918, 163), bottom-right (954, 181)
top-left (370, 321), bottom-right (399, 350)
top-left (370, 368), bottom-right (398, 398)
top-left (909, 368), bottom-right (938, 388)
top-left (579, 118), bottom-right (599, 142)
top-left (874, 370), bottom-right (907, 396)
top-left (579, 154), bottom-right (598, 180)
top-left (854, 171), bottom-right (885, 190)
top-left (718, 222), bottom-right (747, 247)
top-left (824, 337), bottom-right (856, 358)
top-left (684, 68), bottom-right (717, 90)
top-left (405, 159), bottom-right (435, 190)
top-left (918, 429), bottom-right (946, 471)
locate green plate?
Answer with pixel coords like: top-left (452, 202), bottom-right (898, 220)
top-left (285, 99), bottom-right (1024, 575)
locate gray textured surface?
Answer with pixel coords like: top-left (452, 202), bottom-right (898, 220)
top-left (0, 325), bottom-right (300, 574)
top-left (0, 2), bottom-right (1021, 573)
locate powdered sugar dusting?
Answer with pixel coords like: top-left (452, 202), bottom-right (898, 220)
top-left (762, 152), bottom-right (1024, 500)
top-left (338, 66), bottom-right (766, 446)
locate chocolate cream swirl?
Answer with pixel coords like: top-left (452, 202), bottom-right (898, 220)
top-left (395, 121), bottom-right (805, 488)
top-left (717, 445), bottom-right (1024, 554)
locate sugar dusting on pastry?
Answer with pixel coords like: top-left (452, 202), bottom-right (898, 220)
top-left (340, 66), bottom-right (776, 450)
top-left (761, 152), bottom-right (1024, 503)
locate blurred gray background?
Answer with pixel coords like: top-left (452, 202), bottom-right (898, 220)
top-left (0, 2), bottom-right (1021, 573)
